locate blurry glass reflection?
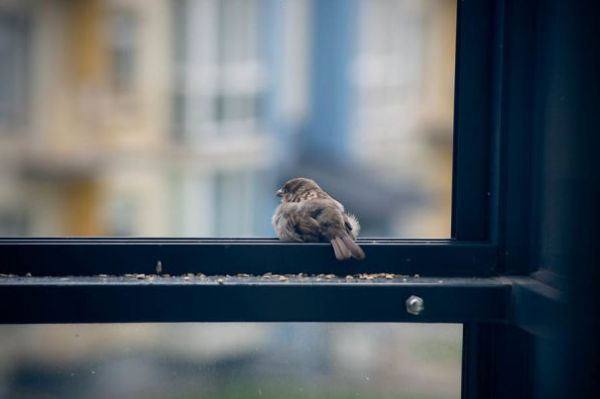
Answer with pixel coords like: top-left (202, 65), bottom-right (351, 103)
top-left (0, 323), bottom-right (462, 399)
top-left (0, 0), bottom-right (455, 237)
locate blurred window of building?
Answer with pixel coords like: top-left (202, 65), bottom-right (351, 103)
top-left (0, 9), bottom-right (29, 131)
top-left (108, 8), bottom-right (137, 92)
top-left (172, 0), bottom-right (265, 140)
top-left (216, 0), bottom-right (263, 130)
top-left (218, 0), bottom-right (259, 64)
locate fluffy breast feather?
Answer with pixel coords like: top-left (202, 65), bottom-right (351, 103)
top-left (345, 213), bottom-right (361, 239)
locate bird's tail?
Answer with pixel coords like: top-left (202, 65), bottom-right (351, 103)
top-left (331, 236), bottom-right (366, 261)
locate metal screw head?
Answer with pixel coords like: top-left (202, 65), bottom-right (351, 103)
top-left (406, 295), bottom-right (424, 315)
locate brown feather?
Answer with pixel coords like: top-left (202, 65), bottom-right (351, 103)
top-left (331, 237), bottom-right (351, 260)
top-left (341, 236), bottom-right (366, 260)
top-left (330, 238), bottom-right (344, 261)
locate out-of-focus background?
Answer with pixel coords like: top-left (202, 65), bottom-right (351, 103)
top-left (0, 1), bottom-right (459, 398)
top-left (0, 323), bottom-right (462, 399)
top-left (0, 0), bottom-right (455, 238)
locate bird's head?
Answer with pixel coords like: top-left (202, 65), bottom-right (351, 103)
top-left (276, 177), bottom-right (322, 203)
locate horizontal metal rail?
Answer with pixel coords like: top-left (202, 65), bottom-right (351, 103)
top-left (0, 276), bottom-right (509, 324)
top-left (0, 238), bottom-right (497, 276)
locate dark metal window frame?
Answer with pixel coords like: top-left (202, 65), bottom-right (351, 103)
top-left (0, 1), bottom-right (560, 398)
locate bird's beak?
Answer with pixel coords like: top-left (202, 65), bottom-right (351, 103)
top-left (276, 189), bottom-right (284, 197)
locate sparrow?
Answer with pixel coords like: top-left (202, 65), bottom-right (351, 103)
top-left (272, 177), bottom-right (365, 261)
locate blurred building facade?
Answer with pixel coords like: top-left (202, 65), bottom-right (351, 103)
top-left (0, 0), bottom-right (454, 238)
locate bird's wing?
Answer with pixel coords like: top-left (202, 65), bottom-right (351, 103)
top-left (273, 202), bottom-right (321, 242)
top-left (289, 213), bottom-right (321, 242)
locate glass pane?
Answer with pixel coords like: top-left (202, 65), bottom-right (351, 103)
top-left (0, 0), bottom-right (456, 238)
top-left (0, 323), bottom-right (462, 398)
